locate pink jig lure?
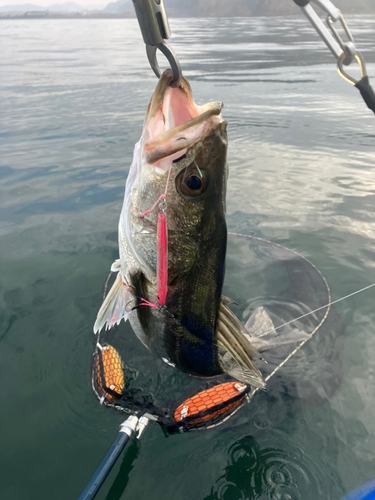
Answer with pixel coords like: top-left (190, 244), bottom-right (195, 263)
top-left (157, 211), bottom-right (168, 305)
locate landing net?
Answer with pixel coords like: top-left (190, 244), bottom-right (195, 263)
top-left (92, 233), bottom-right (332, 433)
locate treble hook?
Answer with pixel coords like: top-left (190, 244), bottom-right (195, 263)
top-left (132, 0), bottom-right (182, 88)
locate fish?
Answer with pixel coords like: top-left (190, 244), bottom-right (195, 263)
top-left (94, 69), bottom-right (265, 389)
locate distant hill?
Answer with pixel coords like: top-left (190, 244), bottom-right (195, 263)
top-left (1, 0), bottom-right (374, 16)
top-left (102, 0), bottom-right (132, 13)
top-left (100, 0), bottom-right (375, 16)
top-left (0, 1), bottom-right (99, 12)
top-left (48, 1), bottom-right (97, 11)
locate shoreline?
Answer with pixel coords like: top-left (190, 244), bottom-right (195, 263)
top-left (0, 13), bottom-right (136, 19)
top-left (0, 12), bottom-right (374, 20)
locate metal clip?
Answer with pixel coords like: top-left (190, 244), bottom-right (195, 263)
top-left (327, 10), bottom-right (357, 65)
top-left (311, 0), bottom-right (340, 20)
top-left (158, 197), bottom-right (167, 214)
top-left (132, 0), bottom-right (182, 87)
top-left (119, 415), bottom-right (139, 437)
top-left (294, 0), bottom-right (357, 64)
top-left (136, 416), bottom-right (150, 439)
top-left (132, 0), bottom-right (171, 46)
top-left (146, 43), bottom-right (182, 88)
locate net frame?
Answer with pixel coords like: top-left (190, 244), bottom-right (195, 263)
top-left (92, 343), bottom-right (252, 434)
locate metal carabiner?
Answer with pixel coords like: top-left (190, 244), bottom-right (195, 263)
top-left (294, 0), bottom-right (375, 113)
top-left (293, 0), bottom-right (357, 65)
top-left (327, 10), bottom-right (357, 65)
top-left (310, 0), bottom-right (340, 20)
top-left (327, 11), bottom-right (354, 49)
top-left (132, 0), bottom-right (182, 87)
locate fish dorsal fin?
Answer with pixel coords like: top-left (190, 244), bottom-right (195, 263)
top-left (93, 268), bottom-right (130, 334)
top-left (219, 351), bottom-right (266, 389)
top-left (221, 295), bottom-right (237, 306)
top-left (217, 298), bottom-right (265, 389)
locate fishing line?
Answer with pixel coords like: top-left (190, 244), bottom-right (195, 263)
top-left (247, 280), bottom-right (375, 396)
top-left (262, 281), bottom-right (375, 338)
top-left (102, 272), bottom-right (114, 300)
top-left (141, 162), bottom-right (173, 218)
top-left (194, 160), bottom-right (203, 178)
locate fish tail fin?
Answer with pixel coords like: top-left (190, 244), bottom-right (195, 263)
top-left (93, 268), bottom-right (130, 334)
top-left (217, 299), bottom-right (265, 389)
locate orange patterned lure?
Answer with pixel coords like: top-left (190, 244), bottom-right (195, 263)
top-left (174, 382), bottom-right (248, 427)
top-left (93, 345), bottom-right (125, 403)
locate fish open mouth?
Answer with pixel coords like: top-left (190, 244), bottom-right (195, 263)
top-left (143, 70), bottom-right (223, 165)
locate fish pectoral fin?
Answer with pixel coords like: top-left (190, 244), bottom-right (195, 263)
top-left (93, 271), bottom-right (131, 334)
top-left (245, 306), bottom-right (275, 338)
top-left (217, 299), bottom-right (265, 389)
top-left (245, 306), bottom-right (310, 352)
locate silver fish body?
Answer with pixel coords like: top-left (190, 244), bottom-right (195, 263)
top-left (94, 70), bottom-right (265, 388)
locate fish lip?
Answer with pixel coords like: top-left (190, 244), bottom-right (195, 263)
top-left (145, 101), bottom-right (224, 165)
top-left (143, 69), bottom-right (224, 165)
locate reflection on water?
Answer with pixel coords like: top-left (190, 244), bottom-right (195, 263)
top-left (1, 16), bottom-right (375, 500)
top-left (105, 440), bottom-right (140, 500)
top-left (205, 433), bottom-right (344, 500)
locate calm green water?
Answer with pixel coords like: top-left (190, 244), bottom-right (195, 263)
top-left (1, 16), bottom-right (375, 500)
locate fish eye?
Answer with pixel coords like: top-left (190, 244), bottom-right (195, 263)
top-left (176, 166), bottom-right (209, 199)
top-left (187, 175), bottom-right (202, 190)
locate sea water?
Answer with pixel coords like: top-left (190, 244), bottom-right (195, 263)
top-left (1, 16), bottom-right (375, 500)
